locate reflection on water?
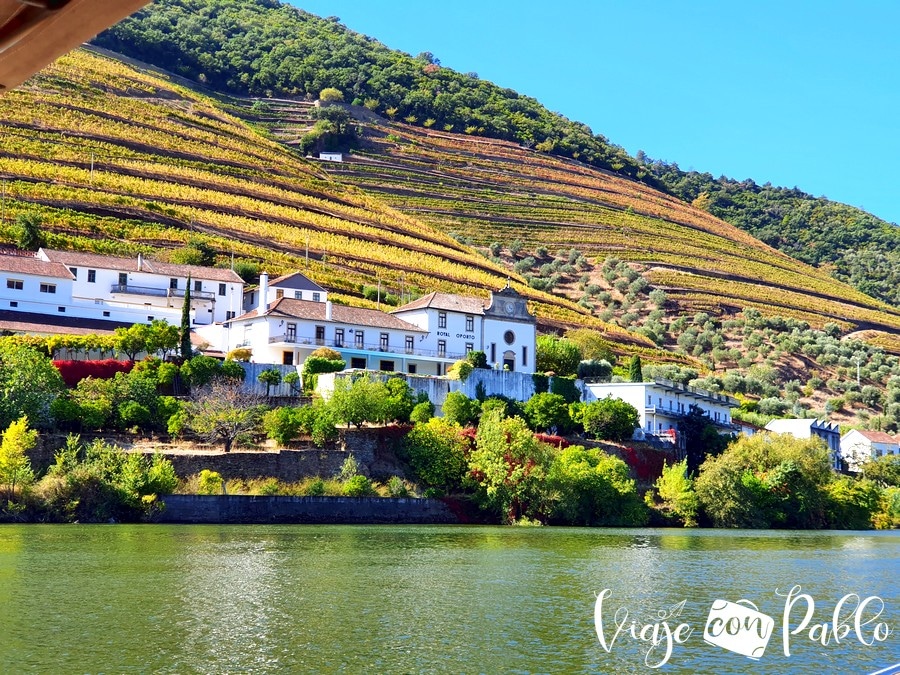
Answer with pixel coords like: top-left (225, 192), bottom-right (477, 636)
top-left (0, 525), bottom-right (896, 674)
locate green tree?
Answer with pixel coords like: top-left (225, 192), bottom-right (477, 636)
top-left (628, 355), bottom-right (643, 382)
top-left (401, 418), bottom-right (468, 491)
top-left (145, 320), bottom-right (180, 360)
top-left (580, 398), bottom-right (639, 441)
top-left (862, 454), bottom-right (900, 487)
top-left (469, 410), bottom-right (552, 523)
top-left (14, 212), bottom-right (43, 250)
top-left (183, 380), bottom-right (265, 452)
top-left (257, 368), bottom-right (282, 396)
top-left (328, 374), bottom-right (388, 428)
top-left (695, 433), bottom-right (834, 528)
top-left (114, 323), bottom-right (150, 361)
top-left (536, 335), bottom-right (581, 375)
top-left (524, 392), bottom-right (571, 433)
top-left (441, 391), bottom-right (480, 427)
top-left (383, 377), bottom-right (416, 422)
top-left (0, 417), bottom-right (37, 498)
top-left (180, 275), bottom-right (193, 359)
top-left (0, 342), bottom-right (65, 430)
top-left (318, 87), bottom-right (344, 103)
top-left (679, 404), bottom-right (730, 476)
top-left (650, 459), bottom-right (699, 526)
top-left (547, 446), bottom-right (647, 526)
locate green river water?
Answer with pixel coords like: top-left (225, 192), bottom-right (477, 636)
top-left (0, 525), bottom-right (896, 674)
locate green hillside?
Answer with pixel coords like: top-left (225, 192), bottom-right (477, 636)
top-left (93, 0), bottom-right (900, 310)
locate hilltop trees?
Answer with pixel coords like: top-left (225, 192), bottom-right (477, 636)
top-left (94, 0), bottom-right (649, 180)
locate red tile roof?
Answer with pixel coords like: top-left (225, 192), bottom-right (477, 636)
top-left (854, 430), bottom-right (898, 444)
top-left (40, 249), bottom-right (243, 283)
top-left (392, 291), bottom-right (486, 315)
top-left (0, 252), bottom-right (74, 279)
top-left (232, 298), bottom-right (427, 332)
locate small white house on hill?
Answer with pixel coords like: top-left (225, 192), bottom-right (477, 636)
top-left (840, 429), bottom-right (898, 471)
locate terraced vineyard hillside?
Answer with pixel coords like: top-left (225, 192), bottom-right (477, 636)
top-left (279, 113), bottom-right (900, 337)
top-left (0, 48), bottom-right (633, 338)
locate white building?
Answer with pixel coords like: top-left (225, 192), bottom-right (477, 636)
top-left (840, 429), bottom-right (898, 471)
top-left (584, 379), bottom-right (740, 445)
top-left (220, 277), bottom-right (537, 374)
top-left (223, 293), bottom-right (435, 371)
top-left (0, 248), bottom-right (243, 330)
top-left (391, 284), bottom-right (537, 373)
top-left (242, 271), bottom-right (328, 314)
top-left (37, 248), bottom-right (244, 325)
top-left (318, 152), bottom-right (343, 162)
top-left (765, 418), bottom-right (842, 470)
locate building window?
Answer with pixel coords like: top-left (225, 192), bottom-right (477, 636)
top-left (194, 280), bottom-right (202, 292)
top-left (522, 345), bottom-right (527, 367)
top-left (355, 330), bottom-right (364, 348)
top-left (465, 314), bottom-right (474, 331)
top-left (315, 325), bottom-right (325, 344)
top-left (57, 306), bottom-right (65, 313)
top-left (504, 330), bottom-right (515, 345)
top-left (380, 360), bottom-right (395, 372)
top-left (39, 283), bottom-right (56, 294)
top-left (6, 279), bottom-right (22, 290)
top-left (335, 329), bottom-right (344, 347)
top-left (405, 335), bottom-right (414, 353)
top-left (351, 357), bottom-right (366, 369)
top-left (119, 273), bottom-right (128, 286)
top-left (312, 292), bottom-right (321, 302)
top-left (226, 311), bottom-right (235, 320)
top-left (102, 311), bottom-right (110, 317)
top-left (438, 311), bottom-right (447, 328)
top-left (294, 291), bottom-right (302, 299)
top-left (490, 343), bottom-right (496, 362)
top-left (147, 316), bottom-right (154, 321)
top-left (287, 323), bottom-right (297, 342)
top-left (408, 364), bottom-right (417, 374)
top-left (438, 340), bottom-right (446, 357)
top-left (380, 333), bottom-right (389, 350)
top-left (69, 267), bottom-right (77, 278)
top-left (276, 289), bottom-right (284, 299)
top-left (87, 269), bottom-right (96, 283)
top-left (283, 352), bottom-right (294, 366)
top-left (465, 343), bottom-right (474, 355)
top-left (218, 283), bottom-right (226, 296)
top-left (647, 394), bottom-right (652, 405)
top-left (169, 278), bottom-right (178, 290)
top-left (9, 301), bottom-right (17, 308)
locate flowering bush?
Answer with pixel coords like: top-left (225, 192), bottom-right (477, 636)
top-left (53, 359), bottom-right (134, 388)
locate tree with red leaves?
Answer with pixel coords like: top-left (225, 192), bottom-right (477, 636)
top-left (468, 409), bottom-right (553, 523)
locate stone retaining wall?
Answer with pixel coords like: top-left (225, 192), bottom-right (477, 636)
top-left (156, 494), bottom-right (459, 524)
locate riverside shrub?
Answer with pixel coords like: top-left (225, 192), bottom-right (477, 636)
top-left (37, 437), bottom-right (177, 522)
top-left (401, 418), bottom-right (468, 492)
top-left (547, 446), bottom-right (648, 526)
top-left (695, 433), bottom-right (833, 528)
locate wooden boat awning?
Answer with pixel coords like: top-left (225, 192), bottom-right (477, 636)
top-left (0, 0), bottom-right (148, 93)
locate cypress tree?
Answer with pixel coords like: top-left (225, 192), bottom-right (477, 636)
top-left (628, 355), bottom-right (643, 383)
top-left (180, 275), bottom-right (192, 359)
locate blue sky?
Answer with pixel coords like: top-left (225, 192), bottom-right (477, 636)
top-left (292, 1), bottom-right (900, 225)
